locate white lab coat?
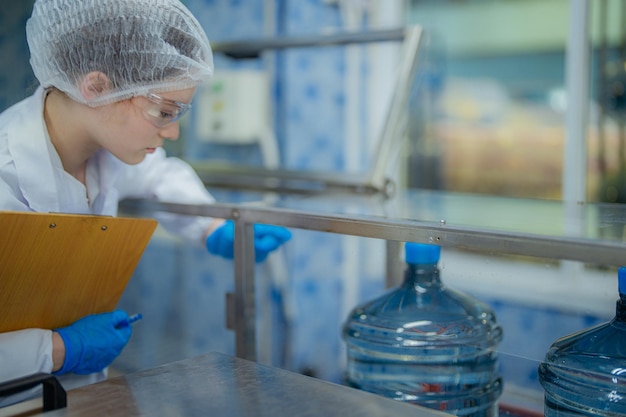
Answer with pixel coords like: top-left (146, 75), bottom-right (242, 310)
top-left (0, 87), bottom-right (216, 406)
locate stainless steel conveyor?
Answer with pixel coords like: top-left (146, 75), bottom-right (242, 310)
top-left (0, 352), bottom-right (452, 417)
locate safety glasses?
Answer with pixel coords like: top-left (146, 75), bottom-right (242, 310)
top-left (140, 93), bottom-right (192, 128)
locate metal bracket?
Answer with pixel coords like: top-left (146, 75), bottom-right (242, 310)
top-left (192, 26), bottom-right (424, 199)
top-left (0, 373), bottom-right (67, 412)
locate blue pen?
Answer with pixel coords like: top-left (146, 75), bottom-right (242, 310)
top-left (116, 313), bottom-right (143, 328)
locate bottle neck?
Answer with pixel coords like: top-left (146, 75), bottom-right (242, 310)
top-left (616, 295), bottom-right (626, 322)
top-left (404, 263), bottom-right (442, 287)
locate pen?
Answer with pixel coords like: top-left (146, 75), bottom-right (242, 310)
top-left (116, 313), bottom-right (143, 328)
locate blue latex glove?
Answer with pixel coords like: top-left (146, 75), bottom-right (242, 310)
top-left (206, 220), bottom-right (292, 263)
top-left (53, 310), bottom-right (132, 375)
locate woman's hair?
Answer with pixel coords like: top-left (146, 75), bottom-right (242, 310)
top-left (26, 0), bottom-right (214, 107)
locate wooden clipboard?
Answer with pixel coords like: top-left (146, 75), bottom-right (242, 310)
top-left (0, 211), bottom-right (158, 332)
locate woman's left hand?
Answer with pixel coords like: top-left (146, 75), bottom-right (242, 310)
top-left (206, 220), bottom-right (291, 263)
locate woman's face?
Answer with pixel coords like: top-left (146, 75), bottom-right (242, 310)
top-left (92, 87), bottom-right (196, 165)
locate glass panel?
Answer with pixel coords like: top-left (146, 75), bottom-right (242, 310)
top-left (266, 189), bottom-right (626, 244)
top-left (406, 0), bottom-right (569, 200)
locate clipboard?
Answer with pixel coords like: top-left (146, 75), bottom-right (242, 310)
top-left (0, 211), bottom-right (158, 332)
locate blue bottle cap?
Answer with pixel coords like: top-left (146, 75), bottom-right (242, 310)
top-left (619, 267), bottom-right (626, 296)
top-left (405, 242), bottom-right (441, 265)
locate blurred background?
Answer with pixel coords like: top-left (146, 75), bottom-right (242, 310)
top-left (2, 0), bottom-right (625, 413)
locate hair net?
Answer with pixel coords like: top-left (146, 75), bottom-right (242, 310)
top-left (26, 0), bottom-right (214, 107)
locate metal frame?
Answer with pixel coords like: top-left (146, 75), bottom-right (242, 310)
top-left (117, 1), bottom-right (608, 365)
top-left (120, 198), bottom-right (626, 361)
top-left (563, 0), bottom-right (590, 206)
top-left (192, 26), bottom-right (424, 198)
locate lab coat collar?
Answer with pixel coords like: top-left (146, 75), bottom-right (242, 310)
top-left (87, 150), bottom-right (122, 215)
top-left (8, 87), bottom-right (61, 212)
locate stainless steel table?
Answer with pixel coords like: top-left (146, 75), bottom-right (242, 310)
top-left (6, 352), bottom-right (451, 416)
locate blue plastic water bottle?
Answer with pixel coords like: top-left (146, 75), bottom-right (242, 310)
top-left (342, 243), bottom-right (503, 416)
top-left (538, 266), bottom-right (626, 416)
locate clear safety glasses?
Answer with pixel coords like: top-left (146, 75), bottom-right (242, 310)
top-left (141, 93), bottom-right (192, 128)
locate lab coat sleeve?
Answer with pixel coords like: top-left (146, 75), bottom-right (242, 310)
top-left (0, 330), bottom-right (103, 408)
top-left (115, 149), bottom-right (216, 244)
top-left (0, 329), bottom-right (54, 381)
top-left (0, 329), bottom-right (54, 407)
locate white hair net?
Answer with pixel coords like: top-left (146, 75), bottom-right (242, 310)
top-left (26, 0), bottom-right (214, 107)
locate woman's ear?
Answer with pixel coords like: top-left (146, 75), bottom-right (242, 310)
top-left (80, 71), bottom-right (112, 102)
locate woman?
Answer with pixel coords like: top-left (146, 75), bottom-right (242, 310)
top-left (0, 0), bottom-right (290, 406)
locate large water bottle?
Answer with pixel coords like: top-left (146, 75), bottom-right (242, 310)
top-left (538, 267), bottom-right (626, 416)
top-left (342, 242), bottom-right (503, 417)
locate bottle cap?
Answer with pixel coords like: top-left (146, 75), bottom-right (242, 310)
top-left (619, 266), bottom-right (626, 296)
top-left (405, 242), bottom-right (441, 265)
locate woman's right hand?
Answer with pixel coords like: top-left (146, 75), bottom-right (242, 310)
top-left (53, 310), bottom-right (133, 375)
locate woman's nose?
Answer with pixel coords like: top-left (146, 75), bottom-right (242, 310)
top-left (159, 122), bottom-right (180, 140)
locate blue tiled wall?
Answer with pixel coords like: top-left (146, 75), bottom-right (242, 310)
top-left (115, 234), bottom-right (243, 372)
top-left (0, 0), bottom-right (613, 406)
